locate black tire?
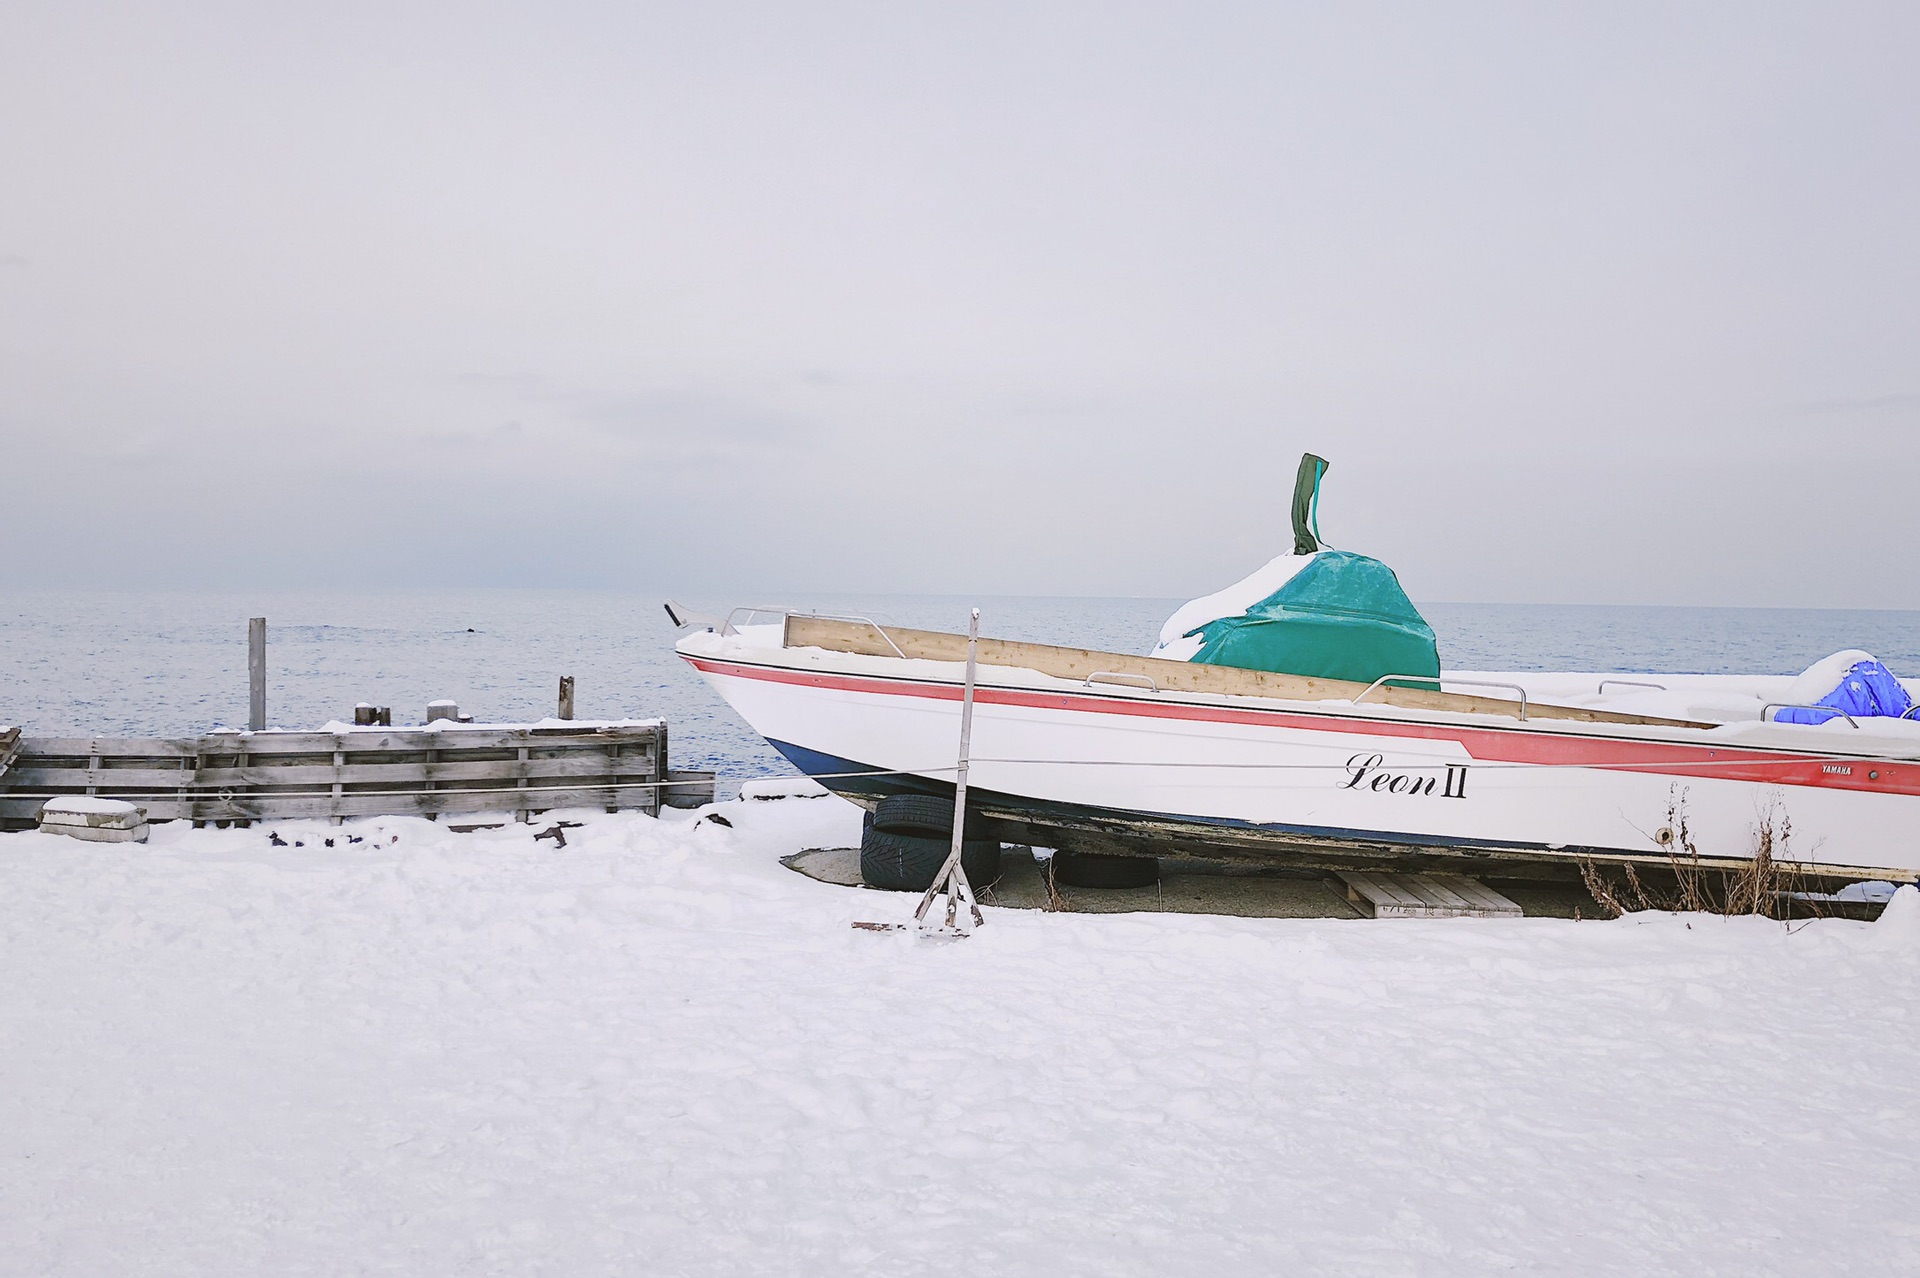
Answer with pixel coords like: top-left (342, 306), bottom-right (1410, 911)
top-left (870, 793), bottom-right (993, 841)
top-left (860, 824), bottom-right (1002, 892)
top-left (1052, 850), bottom-right (1159, 889)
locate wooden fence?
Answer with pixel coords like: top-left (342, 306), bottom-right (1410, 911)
top-left (0, 722), bottom-right (715, 830)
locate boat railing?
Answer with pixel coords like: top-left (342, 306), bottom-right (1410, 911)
top-left (721, 605), bottom-right (793, 635)
top-left (1085, 671), bottom-right (1159, 693)
top-left (1761, 703), bottom-right (1861, 728)
top-left (731, 606), bottom-right (911, 660)
top-left (1597, 679), bottom-right (1668, 695)
top-left (1354, 675), bottom-right (1531, 721)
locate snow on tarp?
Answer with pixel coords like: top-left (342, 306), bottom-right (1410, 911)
top-left (1773, 651), bottom-right (1915, 724)
top-left (1151, 551), bottom-right (1440, 685)
top-left (1, 800), bottom-right (1915, 1273)
top-left (1151, 553), bottom-right (1315, 661)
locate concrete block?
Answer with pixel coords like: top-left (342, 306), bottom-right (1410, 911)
top-left (40, 798), bottom-right (151, 843)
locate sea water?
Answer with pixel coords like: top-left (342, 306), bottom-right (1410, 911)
top-left (3, 590), bottom-right (1917, 784)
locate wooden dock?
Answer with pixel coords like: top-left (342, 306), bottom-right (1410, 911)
top-left (0, 722), bottom-right (714, 830)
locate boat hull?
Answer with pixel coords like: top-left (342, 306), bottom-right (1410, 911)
top-left (681, 636), bottom-right (1920, 883)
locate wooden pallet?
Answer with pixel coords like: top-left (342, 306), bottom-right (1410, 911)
top-left (0, 723), bottom-right (714, 828)
top-left (1339, 871), bottom-right (1524, 918)
top-left (0, 727), bottom-right (19, 786)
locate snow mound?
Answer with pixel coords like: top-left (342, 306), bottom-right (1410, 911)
top-left (1150, 553), bottom-right (1315, 660)
top-left (1871, 883), bottom-right (1920, 946)
top-left (1781, 650), bottom-right (1879, 706)
top-left (738, 776), bottom-right (830, 801)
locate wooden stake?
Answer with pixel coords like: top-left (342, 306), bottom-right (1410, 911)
top-left (247, 617), bottom-right (267, 732)
top-left (558, 675), bottom-right (576, 721)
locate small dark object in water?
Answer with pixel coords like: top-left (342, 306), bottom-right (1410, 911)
top-left (269, 832), bottom-right (287, 847)
top-left (704, 813), bottom-right (734, 828)
top-left (467, 628), bottom-right (475, 632)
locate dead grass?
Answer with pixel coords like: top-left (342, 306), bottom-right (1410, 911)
top-left (1578, 796), bottom-right (1820, 922)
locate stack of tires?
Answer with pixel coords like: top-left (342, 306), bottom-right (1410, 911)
top-left (859, 794), bottom-right (1002, 892)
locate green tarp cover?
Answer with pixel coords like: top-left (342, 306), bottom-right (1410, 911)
top-left (1182, 551), bottom-right (1440, 685)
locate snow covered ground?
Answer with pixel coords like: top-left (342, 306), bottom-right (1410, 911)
top-left (2, 794), bottom-right (1916, 1276)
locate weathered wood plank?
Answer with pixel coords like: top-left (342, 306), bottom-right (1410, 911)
top-left (1430, 873), bottom-right (1526, 917)
top-left (4, 755), bottom-right (661, 789)
top-left (1, 783), bottom-right (667, 824)
top-left (782, 616), bottom-right (1709, 729)
top-left (16, 725), bottom-right (665, 757)
top-left (1341, 871), bottom-right (1431, 916)
top-left (662, 770), bottom-right (717, 809)
top-left (1341, 870), bottom-right (1524, 918)
top-left (1398, 873), bottom-right (1478, 912)
top-left (0, 727), bottom-right (20, 782)
top-left (0, 721), bottom-right (702, 828)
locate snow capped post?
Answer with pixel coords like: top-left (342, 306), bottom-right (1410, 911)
top-left (247, 617), bottom-right (267, 732)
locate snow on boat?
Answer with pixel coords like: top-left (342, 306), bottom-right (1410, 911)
top-left (674, 458), bottom-right (1920, 885)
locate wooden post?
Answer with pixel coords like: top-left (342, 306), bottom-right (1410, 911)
top-left (248, 617), bottom-right (267, 731)
top-left (558, 676), bottom-right (575, 721)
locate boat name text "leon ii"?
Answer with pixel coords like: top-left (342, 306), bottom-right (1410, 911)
top-left (1342, 753), bottom-right (1469, 799)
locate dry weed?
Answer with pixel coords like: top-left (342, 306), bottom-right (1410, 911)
top-left (1578, 796), bottom-right (1818, 922)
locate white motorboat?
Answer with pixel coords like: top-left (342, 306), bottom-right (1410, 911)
top-left (675, 455), bottom-right (1918, 886)
top-left (675, 612), bottom-right (1920, 884)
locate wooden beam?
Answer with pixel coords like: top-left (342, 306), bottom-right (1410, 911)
top-left (248, 617), bottom-right (267, 732)
top-left (781, 616), bottom-right (1709, 729)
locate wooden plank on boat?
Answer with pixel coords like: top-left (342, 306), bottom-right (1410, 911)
top-left (1340, 871), bottom-right (1523, 918)
top-left (781, 617), bottom-right (1710, 729)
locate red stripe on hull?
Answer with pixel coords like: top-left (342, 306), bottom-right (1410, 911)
top-left (684, 655), bottom-right (1920, 798)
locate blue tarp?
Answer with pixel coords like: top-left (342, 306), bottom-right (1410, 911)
top-left (1773, 659), bottom-right (1916, 724)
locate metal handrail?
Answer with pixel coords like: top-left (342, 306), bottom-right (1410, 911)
top-left (791, 611), bottom-right (910, 660)
top-left (717, 607), bottom-right (911, 660)
top-left (1762, 702), bottom-right (1860, 728)
top-left (1354, 674), bottom-right (1530, 721)
top-left (720, 605), bottom-right (794, 636)
top-left (1598, 679), bottom-right (1668, 695)
top-left (1085, 671), bottom-right (1158, 693)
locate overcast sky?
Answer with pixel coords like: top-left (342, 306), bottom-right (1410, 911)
top-left (3, 2), bottom-right (1916, 606)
